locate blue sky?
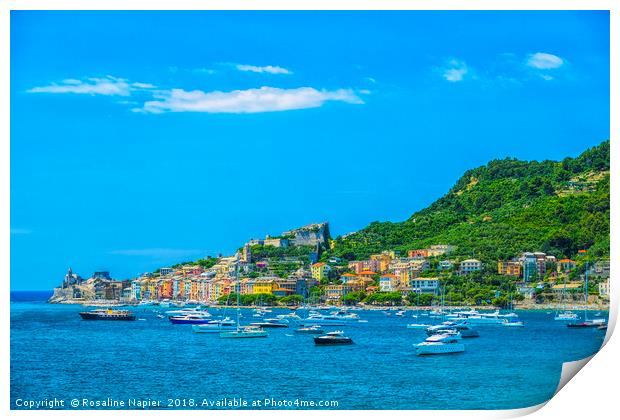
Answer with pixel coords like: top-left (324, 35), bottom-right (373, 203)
top-left (11, 11), bottom-right (609, 289)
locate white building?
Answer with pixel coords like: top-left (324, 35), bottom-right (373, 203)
top-left (410, 278), bottom-right (440, 294)
top-left (459, 259), bottom-right (482, 275)
top-left (599, 279), bottom-right (610, 298)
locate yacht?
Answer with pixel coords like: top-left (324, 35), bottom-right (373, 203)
top-left (313, 330), bottom-right (354, 345)
top-left (220, 259), bottom-right (269, 339)
top-left (251, 318), bottom-right (289, 328)
top-left (299, 313), bottom-right (347, 326)
top-left (415, 334), bottom-right (465, 355)
top-left (191, 318), bottom-right (236, 333)
top-left (567, 318), bottom-right (606, 328)
top-left (79, 308), bottom-right (136, 321)
top-left (446, 310), bottom-right (508, 325)
top-left (165, 306), bottom-right (210, 316)
top-left (295, 325), bottom-right (324, 334)
top-left (406, 323), bottom-right (433, 330)
top-left (169, 314), bottom-right (214, 325)
top-left (554, 311), bottom-right (579, 321)
top-left (427, 322), bottom-right (479, 338)
top-left (503, 320), bottom-right (525, 327)
top-left (220, 325), bottom-right (268, 338)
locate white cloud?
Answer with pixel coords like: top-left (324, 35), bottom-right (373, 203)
top-left (28, 76), bottom-right (155, 96)
top-left (138, 86), bottom-right (363, 114)
top-left (131, 82), bottom-right (156, 89)
top-left (526, 52), bottom-right (564, 69)
top-left (235, 64), bottom-right (292, 75)
top-left (442, 59), bottom-right (468, 82)
top-left (194, 68), bottom-right (217, 75)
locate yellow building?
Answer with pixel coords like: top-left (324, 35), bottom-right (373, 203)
top-left (311, 262), bottom-right (330, 281)
top-left (253, 279), bottom-right (277, 294)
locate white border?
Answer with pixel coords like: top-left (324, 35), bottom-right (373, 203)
top-left (2, 2), bottom-right (616, 420)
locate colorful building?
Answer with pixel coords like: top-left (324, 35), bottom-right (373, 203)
top-left (311, 262), bottom-right (330, 281)
top-left (498, 260), bottom-right (522, 277)
top-left (379, 274), bottom-right (398, 292)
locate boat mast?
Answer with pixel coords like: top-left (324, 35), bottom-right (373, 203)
top-left (584, 260), bottom-right (589, 322)
top-left (235, 258), bottom-right (241, 332)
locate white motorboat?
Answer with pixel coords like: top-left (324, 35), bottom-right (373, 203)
top-left (554, 311), bottom-right (579, 321)
top-left (165, 306), bottom-right (210, 316)
top-left (415, 333), bottom-right (465, 355)
top-left (407, 323), bottom-right (433, 330)
top-left (426, 322), bottom-right (479, 338)
top-left (299, 314), bottom-right (347, 326)
top-left (503, 321), bottom-right (525, 327)
top-left (192, 317), bottom-right (236, 333)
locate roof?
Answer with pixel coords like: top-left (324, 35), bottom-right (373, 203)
top-left (358, 270), bottom-right (377, 275)
top-left (461, 259), bottom-right (481, 263)
top-left (341, 273), bottom-right (357, 277)
top-left (380, 274), bottom-right (398, 278)
top-left (312, 262), bottom-right (326, 267)
top-left (559, 259), bottom-right (575, 263)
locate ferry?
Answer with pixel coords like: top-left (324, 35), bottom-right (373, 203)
top-left (79, 308), bottom-right (136, 321)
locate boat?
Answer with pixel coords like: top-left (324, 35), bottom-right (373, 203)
top-left (567, 257), bottom-right (606, 329)
top-left (414, 333), bottom-right (465, 355)
top-left (192, 317), bottom-right (236, 333)
top-left (503, 321), bottom-right (525, 327)
top-left (407, 323), bottom-right (433, 330)
top-left (295, 325), bottom-right (324, 334)
top-left (555, 275), bottom-right (579, 321)
top-left (554, 311), bottom-right (579, 321)
top-left (250, 320), bottom-right (289, 328)
top-left (169, 314), bottom-right (214, 324)
top-left (427, 322), bottom-right (479, 338)
top-left (79, 308), bottom-right (136, 321)
top-left (567, 319), bottom-right (606, 328)
top-left (445, 310), bottom-right (508, 325)
top-left (395, 310), bottom-right (406, 317)
top-left (165, 306), bottom-right (210, 316)
top-left (313, 330), bottom-right (354, 345)
top-left (220, 258), bottom-right (268, 339)
top-left (220, 326), bottom-right (268, 338)
top-left (299, 313), bottom-right (347, 326)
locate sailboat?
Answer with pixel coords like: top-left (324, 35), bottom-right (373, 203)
top-left (555, 274), bottom-right (579, 321)
top-left (567, 259), bottom-right (606, 328)
top-left (220, 258), bottom-right (268, 339)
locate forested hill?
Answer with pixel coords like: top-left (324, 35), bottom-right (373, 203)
top-left (330, 140), bottom-right (610, 264)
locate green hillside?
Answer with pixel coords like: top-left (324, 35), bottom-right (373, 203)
top-left (330, 140), bottom-right (610, 264)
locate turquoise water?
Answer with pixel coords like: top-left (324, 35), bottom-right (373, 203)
top-left (11, 292), bottom-right (606, 410)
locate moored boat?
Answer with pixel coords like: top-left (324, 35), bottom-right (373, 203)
top-left (296, 325), bottom-right (324, 334)
top-left (192, 318), bottom-right (236, 333)
top-left (407, 323), bottom-right (433, 330)
top-left (313, 330), bottom-right (354, 345)
top-left (79, 308), bottom-right (136, 321)
top-left (169, 314), bottom-right (213, 325)
top-left (220, 326), bottom-right (268, 338)
top-left (415, 333), bottom-right (465, 355)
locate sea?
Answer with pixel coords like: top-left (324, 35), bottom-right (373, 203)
top-left (10, 291), bottom-right (607, 410)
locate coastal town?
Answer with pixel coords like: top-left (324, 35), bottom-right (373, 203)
top-left (49, 222), bottom-right (610, 309)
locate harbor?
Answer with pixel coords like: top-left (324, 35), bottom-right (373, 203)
top-left (10, 292), bottom-right (608, 410)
